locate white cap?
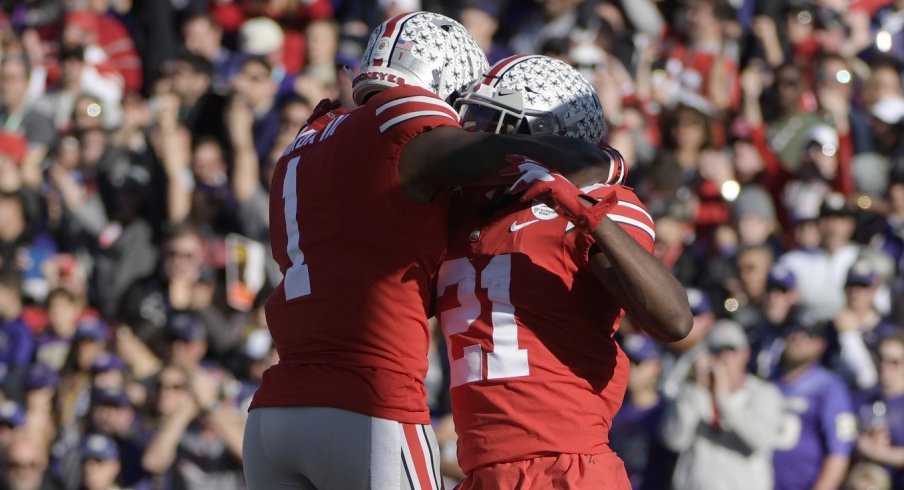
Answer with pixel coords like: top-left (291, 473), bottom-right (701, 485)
top-left (240, 17), bottom-right (285, 55)
top-left (806, 124), bottom-right (839, 148)
top-left (707, 319), bottom-right (749, 350)
top-left (243, 329), bottom-right (273, 360)
top-left (871, 96), bottom-right (904, 125)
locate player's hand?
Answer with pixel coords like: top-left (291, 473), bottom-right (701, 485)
top-left (508, 160), bottom-right (618, 232)
top-left (500, 155), bottom-right (555, 195)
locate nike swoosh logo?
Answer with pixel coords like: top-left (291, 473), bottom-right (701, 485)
top-left (509, 220), bottom-right (539, 232)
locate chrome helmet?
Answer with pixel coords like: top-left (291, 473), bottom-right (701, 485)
top-left (456, 55), bottom-right (606, 144)
top-left (352, 11), bottom-right (489, 105)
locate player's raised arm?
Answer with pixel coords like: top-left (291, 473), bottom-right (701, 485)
top-left (394, 54), bottom-right (628, 202)
top-left (588, 206), bottom-right (694, 342)
top-left (400, 128), bottom-right (612, 202)
top-left (514, 169), bottom-right (693, 342)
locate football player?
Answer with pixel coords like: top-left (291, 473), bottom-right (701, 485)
top-left (436, 55), bottom-right (692, 488)
top-left (243, 13), bottom-right (621, 490)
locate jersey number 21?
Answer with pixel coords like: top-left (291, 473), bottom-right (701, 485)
top-left (438, 255), bottom-right (530, 387)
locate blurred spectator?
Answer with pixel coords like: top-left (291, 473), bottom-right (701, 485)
top-left (230, 55), bottom-right (281, 170)
top-left (779, 124), bottom-right (852, 224)
top-left (34, 288), bottom-right (84, 373)
top-left (749, 266), bottom-right (802, 379)
top-left (868, 95), bottom-right (904, 163)
top-left (0, 400), bottom-right (26, 451)
top-left (0, 267), bottom-right (37, 404)
top-left (831, 260), bottom-right (901, 390)
top-left (610, 333), bottom-right (676, 490)
top-left (118, 225), bottom-right (213, 350)
top-left (0, 54), bottom-right (55, 188)
top-left (662, 319), bottom-right (784, 489)
top-left (79, 433), bottom-right (124, 490)
top-left (181, 13), bottom-right (238, 95)
top-left (854, 332), bottom-right (904, 489)
top-left (778, 193), bottom-right (863, 322)
top-left (88, 164), bottom-right (158, 319)
top-left (23, 363), bottom-right (58, 450)
top-left (86, 387), bottom-right (148, 489)
top-left (732, 185), bottom-right (780, 250)
top-left (159, 49), bottom-right (228, 146)
top-left (61, 9), bottom-right (142, 94)
top-left (140, 363), bottom-right (244, 490)
top-left (773, 313), bottom-right (857, 490)
top-left (508, 0), bottom-right (583, 58)
top-left (871, 164), bottom-right (904, 325)
top-left (723, 244), bottom-right (775, 333)
top-left (54, 316), bottom-right (109, 438)
top-left (0, 432), bottom-right (59, 490)
top-left (660, 0), bottom-right (740, 112)
top-left (814, 53), bottom-right (873, 155)
top-left (237, 16), bottom-right (296, 100)
top-left (302, 20), bottom-right (340, 96)
top-left (458, 0), bottom-right (509, 63)
top-left (746, 62), bottom-right (823, 176)
top-left (164, 314), bottom-right (207, 371)
top-left (660, 286), bottom-right (716, 398)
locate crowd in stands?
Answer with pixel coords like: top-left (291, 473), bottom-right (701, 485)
top-left (0, 0), bottom-right (903, 489)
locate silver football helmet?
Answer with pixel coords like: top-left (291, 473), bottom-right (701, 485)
top-left (352, 11), bottom-right (489, 105)
top-left (456, 55), bottom-right (606, 144)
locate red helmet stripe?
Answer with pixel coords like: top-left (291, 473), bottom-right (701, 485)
top-left (373, 12), bottom-right (419, 67)
top-left (481, 55), bottom-right (543, 85)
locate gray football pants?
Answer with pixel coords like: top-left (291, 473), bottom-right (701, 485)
top-left (243, 406), bottom-right (442, 490)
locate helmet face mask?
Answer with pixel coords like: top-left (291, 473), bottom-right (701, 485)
top-left (353, 12), bottom-right (489, 105)
top-left (457, 55), bottom-right (606, 143)
top-left (456, 84), bottom-right (527, 135)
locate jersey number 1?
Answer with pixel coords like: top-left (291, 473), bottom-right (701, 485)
top-left (437, 255), bottom-right (529, 387)
top-left (282, 156), bottom-right (311, 299)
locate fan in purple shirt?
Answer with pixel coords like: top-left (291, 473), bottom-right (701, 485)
top-left (855, 332), bottom-right (904, 489)
top-left (772, 310), bottom-right (856, 490)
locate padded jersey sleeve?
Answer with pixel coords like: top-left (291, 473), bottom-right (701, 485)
top-left (364, 85), bottom-right (461, 143)
top-left (568, 184), bottom-right (656, 268)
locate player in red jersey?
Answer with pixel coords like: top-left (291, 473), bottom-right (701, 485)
top-left (242, 13), bottom-right (622, 490)
top-left (436, 55), bottom-right (693, 489)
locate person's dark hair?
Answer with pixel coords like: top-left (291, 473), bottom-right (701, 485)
top-left (184, 12), bottom-right (222, 33)
top-left (709, 0), bottom-right (737, 21)
top-left (169, 49), bottom-right (215, 78)
top-left (871, 54), bottom-right (904, 80)
top-left (282, 93), bottom-right (312, 110)
top-left (166, 222), bottom-right (205, 246)
top-left (815, 52), bottom-right (848, 81)
top-left (239, 55), bottom-right (272, 76)
top-left (0, 265), bottom-right (23, 293)
top-left (540, 37), bottom-right (571, 58)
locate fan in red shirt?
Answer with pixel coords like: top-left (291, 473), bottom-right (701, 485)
top-left (242, 12), bottom-right (621, 490)
top-left (437, 55), bottom-right (693, 489)
top-left (62, 10), bottom-right (142, 93)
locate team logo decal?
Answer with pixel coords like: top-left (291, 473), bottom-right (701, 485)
top-left (531, 203), bottom-right (558, 220)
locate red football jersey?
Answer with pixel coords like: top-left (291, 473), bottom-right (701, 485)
top-left (252, 85), bottom-right (460, 424)
top-left (436, 184), bottom-right (656, 472)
